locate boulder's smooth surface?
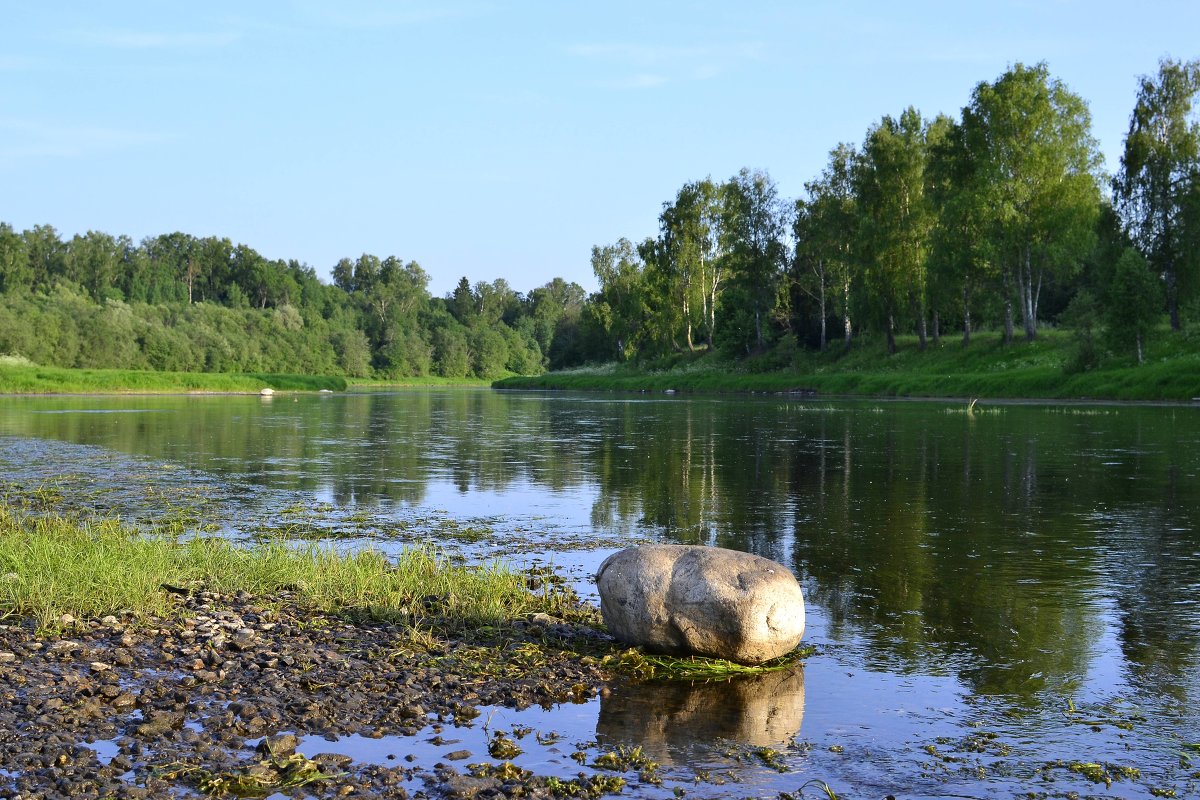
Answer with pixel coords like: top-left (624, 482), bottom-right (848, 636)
top-left (596, 544), bottom-right (805, 664)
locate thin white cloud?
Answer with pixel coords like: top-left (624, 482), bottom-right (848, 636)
top-left (0, 119), bottom-right (164, 166)
top-left (0, 55), bottom-right (44, 71)
top-left (290, 0), bottom-right (488, 29)
top-left (569, 40), bottom-right (765, 90)
top-left (568, 42), bottom-right (765, 66)
top-left (599, 73), bottom-right (669, 90)
top-left (62, 29), bottom-right (242, 49)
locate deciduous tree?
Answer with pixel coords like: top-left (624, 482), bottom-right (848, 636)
top-left (961, 62), bottom-right (1102, 342)
top-left (1113, 57), bottom-right (1200, 331)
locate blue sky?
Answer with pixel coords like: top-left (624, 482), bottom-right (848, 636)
top-left (3, 1), bottom-right (1198, 296)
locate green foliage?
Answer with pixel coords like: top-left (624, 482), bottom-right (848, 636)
top-left (0, 227), bottom-right (556, 383)
top-left (1105, 248), bottom-right (1163, 363)
top-left (854, 107), bottom-right (935, 353)
top-left (1113, 57), bottom-right (1200, 330)
top-left (1060, 289), bottom-right (1102, 374)
top-left (2, 59), bottom-right (1196, 382)
top-left (960, 62), bottom-right (1103, 342)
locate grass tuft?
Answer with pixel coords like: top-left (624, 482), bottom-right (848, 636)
top-left (0, 505), bottom-right (551, 630)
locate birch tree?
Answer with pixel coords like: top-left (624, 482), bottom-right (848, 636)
top-left (1113, 57), bottom-right (1200, 331)
top-left (793, 144), bottom-right (857, 351)
top-left (854, 108), bottom-right (933, 354)
top-left (962, 62), bottom-right (1102, 342)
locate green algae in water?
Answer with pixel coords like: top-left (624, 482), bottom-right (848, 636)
top-left (161, 751), bottom-right (342, 797)
top-left (487, 730), bottom-right (524, 759)
top-left (601, 645), bottom-right (814, 682)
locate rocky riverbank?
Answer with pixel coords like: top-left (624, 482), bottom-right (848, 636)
top-left (0, 586), bottom-right (623, 799)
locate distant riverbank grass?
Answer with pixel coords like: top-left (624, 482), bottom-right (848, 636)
top-left (0, 506), bottom-right (542, 630)
top-left (347, 375), bottom-right (499, 389)
top-left (0, 364), bottom-right (346, 394)
top-left (495, 329), bottom-right (1200, 402)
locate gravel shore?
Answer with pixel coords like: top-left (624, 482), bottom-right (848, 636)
top-left (0, 587), bottom-right (620, 799)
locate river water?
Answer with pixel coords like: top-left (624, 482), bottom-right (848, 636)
top-left (1, 389), bottom-right (1198, 798)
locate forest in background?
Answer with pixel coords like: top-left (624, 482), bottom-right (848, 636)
top-left (1, 58), bottom-right (1198, 380)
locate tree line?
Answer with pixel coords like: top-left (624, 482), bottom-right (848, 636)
top-left (0, 223), bottom-right (593, 378)
top-left (586, 59), bottom-right (1200, 367)
top-left (1, 59), bottom-right (1197, 378)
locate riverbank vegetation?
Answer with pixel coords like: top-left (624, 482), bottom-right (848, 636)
top-left (496, 326), bottom-right (1200, 400)
top-left (2, 58), bottom-right (1198, 394)
top-left (0, 502), bottom-right (802, 684)
top-left (0, 505), bottom-right (557, 630)
top-left (0, 362), bottom-right (346, 394)
top-left (346, 375), bottom-right (498, 389)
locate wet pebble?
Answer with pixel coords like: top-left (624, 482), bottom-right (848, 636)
top-left (0, 587), bottom-right (610, 799)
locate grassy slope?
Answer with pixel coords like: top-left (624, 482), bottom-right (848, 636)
top-left (495, 330), bottom-right (1200, 401)
top-left (346, 376), bottom-right (498, 389)
top-left (0, 364), bottom-right (347, 394)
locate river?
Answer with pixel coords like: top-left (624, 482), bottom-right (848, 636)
top-left (1, 389), bottom-right (1197, 798)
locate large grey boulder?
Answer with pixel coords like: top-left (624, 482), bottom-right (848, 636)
top-left (596, 544), bottom-right (805, 664)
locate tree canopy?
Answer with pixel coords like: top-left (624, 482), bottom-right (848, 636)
top-left (1, 59), bottom-right (1193, 378)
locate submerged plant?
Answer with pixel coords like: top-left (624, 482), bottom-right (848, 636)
top-left (487, 730), bottom-right (524, 760)
top-left (544, 773), bottom-right (626, 798)
top-left (601, 645), bottom-right (813, 682)
top-left (1055, 759), bottom-right (1141, 788)
top-left (161, 751), bottom-right (341, 797)
top-left (780, 779), bottom-right (840, 800)
top-left (469, 761), bottom-right (531, 781)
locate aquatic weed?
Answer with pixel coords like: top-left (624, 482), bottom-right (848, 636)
top-left (160, 751), bottom-right (342, 796)
top-left (469, 761), bottom-right (531, 781)
top-left (544, 774), bottom-right (626, 798)
top-left (602, 645), bottom-right (813, 681)
top-left (780, 779), bottom-right (840, 800)
top-left (487, 730), bottom-right (523, 759)
top-left (1052, 759), bottom-right (1141, 787)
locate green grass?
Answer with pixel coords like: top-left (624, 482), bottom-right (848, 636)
top-left (495, 329), bottom-right (1200, 402)
top-left (0, 505), bottom-right (547, 629)
top-left (243, 372), bottom-right (347, 391)
top-left (0, 364), bottom-right (346, 394)
top-left (347, 375), bottom-right (499, 389)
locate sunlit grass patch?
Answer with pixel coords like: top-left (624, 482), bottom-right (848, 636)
top-left (0, 504), bottom-right (557, 630)
top-left (0, 364), bottom-right (345, 394)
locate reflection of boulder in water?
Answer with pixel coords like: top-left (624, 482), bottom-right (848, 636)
top-left (596, 666), bottom-right (804, 763)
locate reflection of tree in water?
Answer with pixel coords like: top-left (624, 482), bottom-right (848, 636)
top-left (4, 395), bottom-right (1198, 708)
top-left (1108, 464), bottom-right (1200, 706)
top-left (788, 409), bottom-right (1200, 705)
top-left (577, 400), bottom-right (1200, 706)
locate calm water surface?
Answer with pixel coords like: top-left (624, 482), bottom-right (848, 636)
top-left (1, 389), bottom-right (1198, 798)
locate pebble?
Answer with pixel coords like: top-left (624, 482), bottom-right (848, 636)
top-left (0, 586), bottom-right (609, 800)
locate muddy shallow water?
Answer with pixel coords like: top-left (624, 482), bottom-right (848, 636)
top-left (1, 389), bottom-right (1199, 798)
